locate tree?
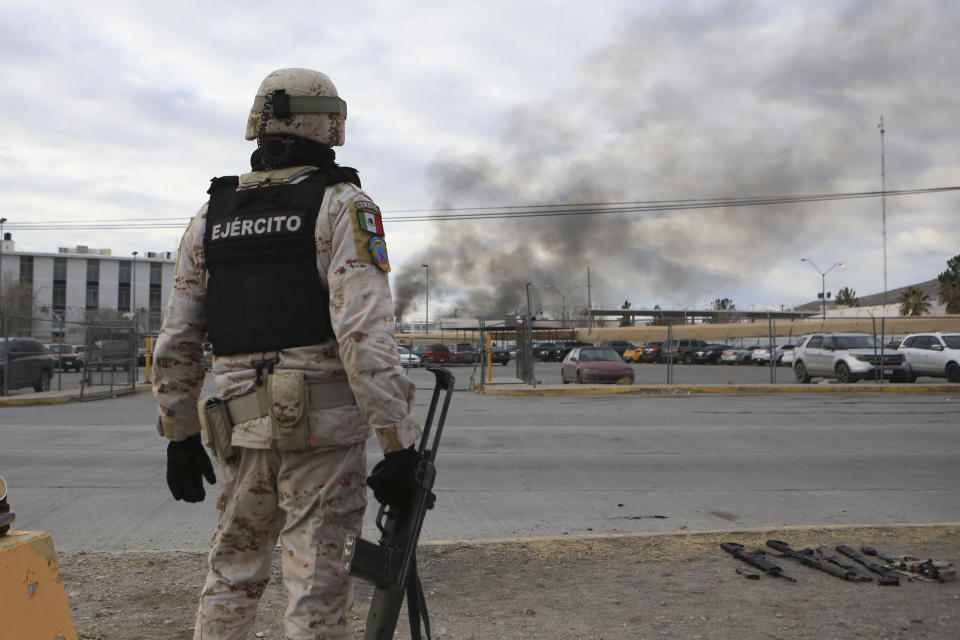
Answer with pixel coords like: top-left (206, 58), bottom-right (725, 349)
top-left (898, 286), bottom-right (932, 317)
top-left (0, 276), bottom-right (34, 336)
top-left (835, 287), bottom-right (858, 307)
top-left (938, 253), bottom-right (960, 314)
top-left (619, 300), bottom-right (633, 327)
top-left (712, 298), bottom-right (735, 311)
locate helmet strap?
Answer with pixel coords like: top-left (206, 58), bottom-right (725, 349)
top-left (256, 90), bottom-right (295, 169)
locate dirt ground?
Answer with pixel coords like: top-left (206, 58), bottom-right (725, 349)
top-left (58, 524), bottom-right (959, 640)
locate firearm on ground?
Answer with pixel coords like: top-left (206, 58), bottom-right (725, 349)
top-left (721, 542), bottom-right (796, 582)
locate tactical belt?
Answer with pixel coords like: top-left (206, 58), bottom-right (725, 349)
top-left (226, 380), bottom-right (355, 424)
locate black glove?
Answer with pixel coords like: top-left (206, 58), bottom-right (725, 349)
top-left (166, 433), bottom-right (216, 503)
top-left (366, 447), bottom-right (419, 506)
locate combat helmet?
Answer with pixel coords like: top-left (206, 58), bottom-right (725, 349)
top-left (245, 68), bottom-right (347, 147)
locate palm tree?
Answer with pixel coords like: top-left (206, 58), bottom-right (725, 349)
top-left (938, 254), bottom-right (960, 314)
top-left (898, 286), bottom-right (932, 317)
top-left (835, 287), bottom-right (858, 307)
top-left (939, 278), bottom-right (960, 314)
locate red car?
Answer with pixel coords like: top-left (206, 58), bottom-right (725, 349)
top-left (421, 343), bottom-right (451, 363)
top-left (46, 344), bottom-right (85, 372)
top-left (560, 346), bottom-right (634, 384)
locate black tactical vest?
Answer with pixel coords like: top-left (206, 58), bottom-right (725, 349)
top-left (203, 166), bottom-right (359, 356)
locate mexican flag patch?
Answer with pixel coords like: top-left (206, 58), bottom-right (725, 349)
top-left (357, 208), bottom-right (385, 235)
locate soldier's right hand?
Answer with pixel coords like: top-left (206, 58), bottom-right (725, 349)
top-left (166, 433), bottom-right (217, 502)
top-left (366, 446), bottom-right (419, 506)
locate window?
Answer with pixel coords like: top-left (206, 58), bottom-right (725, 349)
top-left (53, 257), bottom-right (66, 312)
top-left (806, 336), bottom-right (823, 349)
top-left (86, 259), bottom-right (99, 310)
top-left (118, 260), bottom-right (131, 312)
top-left (19, 255), bottom-right (33, 285)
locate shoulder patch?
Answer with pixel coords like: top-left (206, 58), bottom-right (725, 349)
top-left (368, 236), bottom-right (390, 272)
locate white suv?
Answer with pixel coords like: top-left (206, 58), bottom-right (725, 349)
top-left (896, 333), bottom-right (960, 382)
top-left (792, 332), bottom-right (910, 383)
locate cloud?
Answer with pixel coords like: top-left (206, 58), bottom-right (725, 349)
top-left (388, 0), bottom-right (960, 319)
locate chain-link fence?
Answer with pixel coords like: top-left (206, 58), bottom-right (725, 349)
top-left (466, 314), bottom-right (959, 388)
top-left (1, 311), bottom-right (140, 399)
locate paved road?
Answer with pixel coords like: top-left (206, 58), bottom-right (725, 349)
top-left (1, 369), bottom-right (957, 550)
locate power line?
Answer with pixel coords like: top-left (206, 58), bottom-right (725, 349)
top-left (4, 185), bottom-right (958, 230)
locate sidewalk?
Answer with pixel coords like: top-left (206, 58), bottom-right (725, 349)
top-left (0, 382), bottom-right (153, 406)
top-left (478, 379), bottom-right (958, 396)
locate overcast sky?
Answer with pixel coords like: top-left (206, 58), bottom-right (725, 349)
top-left (3, 0), bottom-right (958, 319)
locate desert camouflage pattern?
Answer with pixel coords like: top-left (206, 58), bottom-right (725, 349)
top-left (152, 176), bottom-right (420, 454)
top-left (193, 444), bottom-right (366, 640)
top-left (245, 68), bottom-right (346, 147)
top-left (153, 170), bottom-right (419, 638)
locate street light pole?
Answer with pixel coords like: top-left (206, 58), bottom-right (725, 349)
top-left (544, 283), bottom-right (566, 326)
top-left (0, 217), bottom-right (7, 334)
top-left (421, 264), bottom-right (429, 332)
top-left (131, 251), bottom-right (138, 319)
top-left (801, 258), bottom-right (844, 320)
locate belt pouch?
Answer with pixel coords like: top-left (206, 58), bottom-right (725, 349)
top-left (198, 395), bottom-right (237, 464)
top-left (269, 372), bottom-right (311, 451)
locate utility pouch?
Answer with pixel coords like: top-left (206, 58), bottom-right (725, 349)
top-left (198, 395), bottom-right (238, 464)
top-left (269, 372), bottom-right (311, 451)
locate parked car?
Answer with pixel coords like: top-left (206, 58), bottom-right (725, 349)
top-left (720, 345), bottom-right (760, 365)
top-left (551, 340), bottom-right (592, 362)
top-left (449, 343), bottom-right (480, 364)
top-left (751, 344), bottom-right (795, 366)
top-left (90, 339), bottom-right (135, 371)
top-left (421, 343), bottom-right (451, 364)
top-left (692, 344), bottom-right (731, 364)
top-left (560, 346), bottom-right (634, 384)
top-left (398, 346), bottom-right (421, 368)
top-left (660, 339), bottom-right (709, 364)
top-left (531, 342), bottom-right (558, 361)
top-left (640, 341), bottom-right (664, 363)
top-left (490, 346), bottom-right (511, 365)
top-left (46, 343), bottom-right (85, 371)
top-left (791, 332), bottom-right (910, 383)
top-left (600, 340), bottom-right (636, 356)
top-left (779, 345), bottom-right (796, 366)
top-left (896, 332), bottom-right (960, 382)
top-left (0, 338), bottom-right (55, 393)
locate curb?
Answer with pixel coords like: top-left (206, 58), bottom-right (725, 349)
top-left (480, 382), bottom-right (958, 397)
top-left (423, 521), bottom-right (960, 547)
top-left (0, 383), bottom-right (153, 407)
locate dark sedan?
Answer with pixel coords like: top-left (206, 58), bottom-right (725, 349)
top-left (693, 344), bottom-right (732, 364)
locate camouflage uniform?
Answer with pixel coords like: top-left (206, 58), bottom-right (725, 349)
top-left (153, 174), bottom-right (419, 639)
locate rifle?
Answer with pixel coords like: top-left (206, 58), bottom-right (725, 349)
top-left (721, 542), bottom-right (796, 582)
top-left (814, 546), bottom-right (874, 582)
top-left (766, 540), bottom-right (859, 582)
top-left (342, 366), bottom-right (455, 640)
top-left (836, 545), bottom-right (900, 585)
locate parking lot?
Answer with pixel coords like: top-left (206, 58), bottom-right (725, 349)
top-left (444, 358), bottom-right (952, 387)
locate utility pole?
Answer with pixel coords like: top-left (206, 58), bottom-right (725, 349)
top-left (586, 265), bottom-right (593, 329)
top-left (421, 264), bottom-right (429, 331)
top-left (879, 115), bottom-right (888, 315)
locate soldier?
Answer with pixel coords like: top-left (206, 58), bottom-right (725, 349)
top-left (152, 68), bottom-right (421, 639)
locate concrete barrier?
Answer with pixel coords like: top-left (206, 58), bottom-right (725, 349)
top-left (0, 530), bottom-right (78, 640)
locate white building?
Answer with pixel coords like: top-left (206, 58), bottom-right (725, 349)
top-left (0, 233), bottom-right (175, 343)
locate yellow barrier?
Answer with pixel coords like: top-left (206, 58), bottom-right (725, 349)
top-left (0, 531), bottom-right (78, 640)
